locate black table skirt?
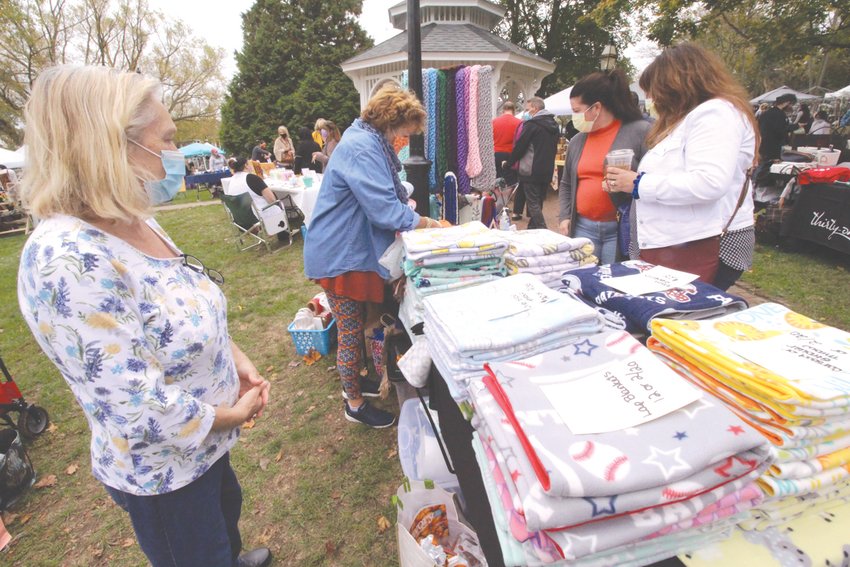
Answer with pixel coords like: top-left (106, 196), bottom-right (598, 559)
top-left (428, 365), bottom-right (686, 567)
top-left (785, 182), bottom-right (850, 255)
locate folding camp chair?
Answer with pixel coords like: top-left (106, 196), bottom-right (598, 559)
top-left (221, 193), bottom-right (289, 252)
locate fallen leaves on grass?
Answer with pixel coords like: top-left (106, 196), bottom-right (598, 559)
top-left (258, 458), bottom-right (270, 471)
top-left (377, 516), bottom-right (391, 534)
top-left (33, 474), bottom-right (57, 488)
top-left (324, 540), bottom-right (339, 558)
top-left (288, 360), bottom-right (301, 368)
top-left (265, 365), bottom-right (274, 373)
top-left (274, 449), bottom-right (284, 462)
top-left (65, 463), bottom-right (79, 475)
top-left (46, 422), bottom-right (58, 433)
top-left (303, 350), bottom-right (322, 366)
top-left (121, 538), bottom-right (135, 548)
top-left (242, 418), bottom-right (256, 429)
top-left (387, 448), bottom-right (398, 459)
top-left (18, 513), bottom-right (32, 525)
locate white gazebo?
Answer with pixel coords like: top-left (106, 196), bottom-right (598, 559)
top-left (341, 0), bottom-right (555, 113)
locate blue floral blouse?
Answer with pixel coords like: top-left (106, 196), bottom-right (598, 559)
top-left (17, 215), bottom-right (240, 495)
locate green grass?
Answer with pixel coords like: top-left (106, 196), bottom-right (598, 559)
top-left (0, 204), bottom-right (403, 566)
top-left (740, 242), bottom-right (850, 329)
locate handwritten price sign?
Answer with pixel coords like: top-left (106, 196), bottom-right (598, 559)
top-left (540, 349), bottom-right (701, 434)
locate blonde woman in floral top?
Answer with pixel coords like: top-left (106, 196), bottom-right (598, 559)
top-left (17, 66), bottom-right (272, 567)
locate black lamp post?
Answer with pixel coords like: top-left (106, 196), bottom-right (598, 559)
top-left (403, 0), bottom-right (432, 217)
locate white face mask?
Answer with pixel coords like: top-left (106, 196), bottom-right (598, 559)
top-left (572, 103), bottom-right (598, 133)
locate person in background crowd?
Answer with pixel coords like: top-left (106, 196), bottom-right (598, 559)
top-left (303, 85), bottom-right (444, 429)
top-left (209, 147), bottom-right (227, 170)
top-left (492, 101), bottom-right (521, 189)
top-left (809, 110), bottom-right (832, 136)
top-left (558, 69), bottom-right (650, 264)
top-left (17, 65), bottom-right (271, 567)
top-left (294, 127), bottom-right (321, 175)
top-left (503, 97), bottom-right (558, 229)
top-left (311, 119), bottom-right (341, 170)
top-left (605, 43), bottom-right (758, 287)
top-left (510, 111), bottom-right (530, 220)
top-left (312, 119), bottom-right (325, 149)
top-left (273, 126), bottom-right (294, 166)
top-left (755, 102), bottom-right (769, 119)
top-left (251, 140), bottom-right (271, 163)
top-left (793, 102), bottom-right (812, 133)
top-left (758, 93), bottom-right (796, 162)
top-left (631, 91), bottom-right (654, 123)
top-left (226, 157), bottom-right (288, 241)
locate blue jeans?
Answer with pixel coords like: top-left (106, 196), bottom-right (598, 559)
top-left (105, 453), bottom-right (242, 567)
top-left (575, 215), bottom-right (618, 265)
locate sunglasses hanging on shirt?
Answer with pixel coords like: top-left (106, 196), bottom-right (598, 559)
top-left (181, 254), bottom-right (225, 285)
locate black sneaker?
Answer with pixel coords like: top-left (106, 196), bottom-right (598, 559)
top-left (344, 401), bottom-right (396, 428)
top-left (342, 378), bottom-right (381, 399)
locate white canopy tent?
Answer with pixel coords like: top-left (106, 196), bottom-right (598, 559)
top-left (0, 146), bottom-right (25, 169)
top-left (543, 82), bottom-right (648, 116)
top-left (750, 86), bottom-right (820, 104)
top-left (825, 85), bottom-right (850, 100)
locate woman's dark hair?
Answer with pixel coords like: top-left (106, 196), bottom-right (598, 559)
top-left (571, 69), bottom-right (641, 123)
top-left (815, 110), bottom-right (828, 120)
top-left (298, 127), bottom-right (312, 141)
top-left (229, 157), bottom-right (248, 172)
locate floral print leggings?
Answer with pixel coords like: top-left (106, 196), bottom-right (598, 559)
top-left (325, 290), bottom-right (365, 401)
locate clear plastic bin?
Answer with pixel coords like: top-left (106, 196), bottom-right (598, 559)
top-left (397, 397), bottom-right (459, 491)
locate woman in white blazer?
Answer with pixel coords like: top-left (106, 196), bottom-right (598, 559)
top-left (605, 43), bottom-right (758, 286)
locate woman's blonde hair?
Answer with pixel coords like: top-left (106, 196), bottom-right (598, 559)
top-left (639, 43), bottom-right (759, 152)
top-left (315, 119), bottom-right (341, 143)
top-left (22, 65), bottom-right (163, 221)
top-left (361, 85), bottom-right (426, 135)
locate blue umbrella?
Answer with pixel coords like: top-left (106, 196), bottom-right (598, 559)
top-left (178, 142), bottom-right (225, 157)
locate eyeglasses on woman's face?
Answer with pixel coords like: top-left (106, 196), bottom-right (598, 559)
top-left (181, 254), bottom-right (224, 285)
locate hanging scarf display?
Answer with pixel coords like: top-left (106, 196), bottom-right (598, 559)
top-left (455, 67), bottom-right (471, 194)
top-left (465, 65), bottom-right (483, 179)
top-left (443, 172), bottom-right (458, 224)
top-left (470, 65), bottom-right (497, 191)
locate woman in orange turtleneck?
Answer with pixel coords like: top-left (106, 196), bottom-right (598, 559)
top-left (557, 69), bottom-right (650, 264)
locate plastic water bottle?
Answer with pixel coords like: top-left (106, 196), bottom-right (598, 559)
top-left (498, 207), bottom-right (511, 231)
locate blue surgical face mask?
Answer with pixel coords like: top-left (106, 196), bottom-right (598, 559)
top-left (521, 111), bottom-right (532, 121)
top-left (130, 140), bottom-right (185, 204)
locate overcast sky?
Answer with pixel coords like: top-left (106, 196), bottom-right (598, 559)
top-left (146, 0), bottom-right (400, 78)
top-left (145, 0), bottom-right (654, 84)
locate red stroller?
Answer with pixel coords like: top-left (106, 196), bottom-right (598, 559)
top-left (0, 356), bottom-right (49, 440)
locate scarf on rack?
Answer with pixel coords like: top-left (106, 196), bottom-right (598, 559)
top-left (470, 65), bottom-right (497, 191)
top-left (436, 70), bottom-right (449, 183)
top-left (426, 69), bottom-right (439, 189)
top-left (456, 67), bottom-right (471, 194)
top-left (353, 118), bottom-right (407, 204)
top-left (466, 65), bottom-right (483, 178)
top-left (445, 67), bottom-right (460, 175)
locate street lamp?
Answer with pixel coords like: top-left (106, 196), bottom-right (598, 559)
top-left (600, 45), bottom-right (618, 71)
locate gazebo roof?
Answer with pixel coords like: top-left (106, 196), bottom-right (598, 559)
top-left (342, 22), bottom-right (552, 69)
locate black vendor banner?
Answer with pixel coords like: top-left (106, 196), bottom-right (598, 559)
top-left (787, 183), bottom-right (850, 256)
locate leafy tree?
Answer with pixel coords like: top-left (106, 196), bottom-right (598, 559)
top-left (495, 0), bottom-right (637, 97)
top-left (220, 0), bottom-right (372, 157)
top-left (635, 0), bottom-right (850, 93)
top-left (0, 0), bottom-right (226, 148)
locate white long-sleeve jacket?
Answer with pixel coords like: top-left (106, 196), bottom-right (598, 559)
top-left (635, 98), bottom-right (755, 249)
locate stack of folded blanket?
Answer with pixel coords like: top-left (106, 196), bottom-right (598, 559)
top-left (561, 260), bottom-right (749, 335)
top-left (422, 273), bottom-right (605, 400)
top-left (399, 221), bottom-right (508, 330)
top-left (648, 303), bottom-right (850, 509)
top-left (499, 229), bottom-right (598, 288)
top-left (467, 330), bottom-right (772, 566)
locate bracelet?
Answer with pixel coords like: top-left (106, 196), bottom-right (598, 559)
top-left (632, 172), bottom-right (645, 200)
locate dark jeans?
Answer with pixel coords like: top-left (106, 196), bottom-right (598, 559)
top-left (106, 453), bottom-right (243, 567)
top-left (494, 152), bottom-right (517, 185)
top-left (523, 181), bottom-right (548, 229)
top-left (513, 184), bottom-right (526, 216)
top-left (713, 261), bottom-right (743, 291)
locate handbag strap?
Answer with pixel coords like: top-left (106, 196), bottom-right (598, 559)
top-left (721, 167), bottom-right (753, 237)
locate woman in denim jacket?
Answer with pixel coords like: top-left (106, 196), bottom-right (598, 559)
top-left (304, 85), bottom-right (442, 429)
